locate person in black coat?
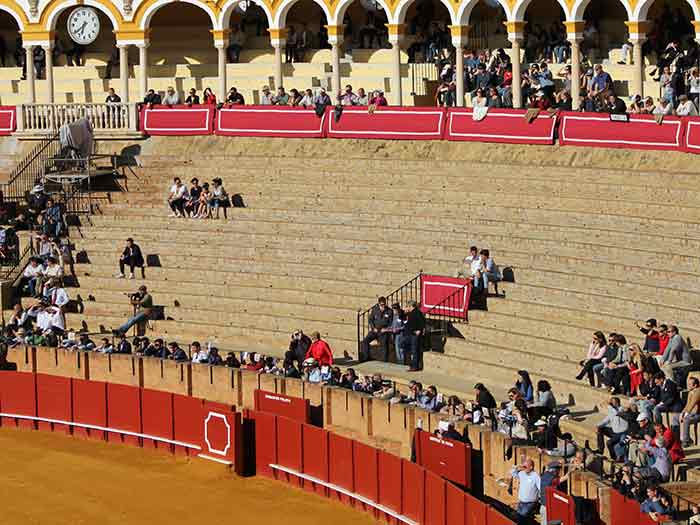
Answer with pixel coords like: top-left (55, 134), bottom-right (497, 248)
top-left (653, 371), bottom-right (683, 424)
top-left (405, 300), bottom-right (426, 372)
top-left (285, 330), bottom-right (311, 366)
top-left (118, 237), bottom-right (145, 279)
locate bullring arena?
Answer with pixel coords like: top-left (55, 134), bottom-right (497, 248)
top-left (2, 0), bottom-right (700, 524)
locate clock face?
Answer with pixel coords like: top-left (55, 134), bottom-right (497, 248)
top-left (67, 7), bottom-right (100, 46)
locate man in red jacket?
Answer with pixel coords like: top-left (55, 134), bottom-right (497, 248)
top-left (306, 331), bottom-right (333, 366)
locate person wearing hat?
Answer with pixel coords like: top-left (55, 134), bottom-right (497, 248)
top-left (113, 285), bottom-right (154, 336)
top-left (117, 237), bottom-right (145, 280)
top-left (539, 461), bottom-right (563, 525)
top-left (305, 332), bottom-right (333, 366)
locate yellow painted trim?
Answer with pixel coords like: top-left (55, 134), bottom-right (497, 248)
top-left (211, 28), bottom-right (230, 39)
top-left (693, 20), bottom-right (700, 32)
top-left (624, 20), bottom-right (650, 34)
top-left (268, 27), bottom-right (288, 39)
top-left (20, 29), bottom-right (54, 39)
top-left (38, 0), bottom-right (125, 30)
top-left (114, 29), bottom-right (150, 40)
top-left (325, 24), bottom-right (343, 37)
top-left (448, 24), bottom-right (469, 37)
top-left (0, 0), bottom-right (29, 28)
top-left (505, 21), bottom-right (525, 33)
top-left (385, 23), bottom-right (405, 36)
top-left (564, 21), bottom-right (585, 33)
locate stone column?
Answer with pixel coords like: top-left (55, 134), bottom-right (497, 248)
top-left (268, 28), bottom-right (287, 90)
top-left (449, 25), bottom-right (469, 107)
top-left (566, 21), bottom-right (585, 110)
top-left (217, 45), bottom-right (227, 101)
top-left (386, 24), bottom-right (405, 106)
top-left (506, 22), bottom-right (525, 109)
top-left (118, 44), bottom-right (129, 102)
top-left (138, 42), bottom-right (149, 97)
top-left (43, 43), bottom-right (54, 103)
top-left (625, 21), bottom-right (648, 99)
top-left (25, 45), bottom-right (35, 104)
top-left (326, 25), bottom-right (344, 97)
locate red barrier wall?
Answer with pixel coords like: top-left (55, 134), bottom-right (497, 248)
top-left (415, 429), bottom-right (472, 488)
top-left (276, 416), bottom-right (304, 485)
top-left (354, 441), bottom-right (380, 508)
top-left (446, 484), bottom-right (467, 525)
top-left (402, 458), bottom-right (426, 523)
top-left (72, 378), bottom-right (107, 439)
top-left (141, 388), bottom-right (174, 451)
top-left (684, 117), bottom-right (700, 153)
top-left (420, 275), bottom-right (471, 319)
top-left (140, 104), bottom-right (215, 136)
top-left (107, 382), bottom-right (142, 445)
top-left (254, 389), bottom-right (310, 423)
top-left (425, 471), bottom-right (447, 525)
top-left (325, 107), bottom-right (446, 141)
top-left (546, 488), bottom-right (576, 525)
top-left (254, 410), bottom-right (278, 478)
top-left (445, 108), bottom-right (557, 145)
top-left (172, 394), bottom-right (204, 455)
top-left (559, 112), bottom-right (684, 151)
top-left (201, 400), bottom-right (241, 470)
top-left (0, 371), bottom-right (36, 428)
top-left (302, 424), bottom-right (329, 495)
top-left (36, 374), bottom-right (72, 433)
top-left (377, 450), bottom-right (403, 516)
top-left (328, 432), bottom-right (355, 504)
top-left (215, 106), bottom-right (326, 138)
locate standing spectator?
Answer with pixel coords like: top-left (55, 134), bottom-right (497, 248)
top-left (167, 177), bottom-right (188, 217)
top-left (595, 396), bottom-right (629, 457)
top-left (286, 329), bottom-right (311, 366)
top-left (680, 377), bottom-right (700, 447)
top-left (203, 88), bottom-right (216, 105)
top-left (388, 302), bottom-right (406, 364)
top-left (41, 198), bottom-right (63, 238)
top-left (689, 67), bottom-right (700, 109)
top-left (539, 462), bottom-right (562, 525)
top-left (511, 457), bottom-right (540, 525)
top-left (285, 25), bottom-right (298, 63)
top-left (360, 296), bottom-right (393, 362)
top-left (185, 88), bottom-right (200, 105)
top-left (227, 25), bottom-right (245, 63)
top-left (116, 237), bottom-right (145, 279)
top-left (305, 332), bottom-right (333, 366)
top-left (404, 300), bottom-right (426, 372)
top-left (105, 87), bottom-right (121, 103)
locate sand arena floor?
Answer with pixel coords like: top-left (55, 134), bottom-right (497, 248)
top-left (0, 428), bottom-right (377, 525)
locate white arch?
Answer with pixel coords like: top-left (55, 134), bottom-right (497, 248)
top-left (218, 0), bottom-right (273, 30)
top-left (0, 5), bottom-right (24, 31)
top-left (333, 0), bottom-right (392, 26)
top-left (394, 0), bottom-right (457, 25)
top-left (45, 0), bottom-right (120, 31)
top-left (511, 0), bottom-right (569, 21)
top-left (139, 0), bottom-right (217, 30)
top-left (634, 0), bottom-right (699, 21)
top-left (273, 0), bottom-right (333, 28)
top-left (456, 0), bottom-right (510, 26)
top-left (570, 0), bottom-right (632, 21)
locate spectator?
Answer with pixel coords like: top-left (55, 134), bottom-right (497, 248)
top-left (283, 357), bottom-right (301, 378)
top-left (226, 87), bottom-right (245, 105)
top-left (285, 25), bottom-right (298, 63)
top-left (300, 88), bottom-right (314, 108)
top-left (637, 318), bottom-right (659, 353)
top-left (472, 88), bottom-right (487, 108)
top-left (576, 331), bottom-right (607, 386)
top-left (455, 245), bottom-right (481, 279)
top-left (20, 257), bottom-right (44, 297)
top-left (143, 89), bottom-right (162, 107)
top-left (203, 87), bottom-right (216, 105)
top-left (209, 178), bottom-right (230, 219)
top-left (487, 86), bottom-right (502, 108)
top-left (595, 396), bottom-right (629, 457)
top-left (388, 302), bottom-right (406, 364)
top-left (184, 178), bottom-right (202, 217)
top-left (539, 461), bottom-right (562, 525)
top-left (339, 84), bottom-right (357, 105)
top-left (227, 25), bottom-right (245, 63)
top-left (207, 347), bottom-right (223, 365)
top-left (473, 249), bottom-right (501, 294)
top-left (356, 88), bottom-right (368, 105)
top-left (115, 333), bottom-right (132, 354)
top-left (45, 278), bottom-right (69, 308)
top-left (167, 177), bottom-right (188, 218)
top-left (369, 90), bottom-right (387, 106)
top-left (288, 88), bottom-right (302, 106)
top-left (8, 303), bottom-right (31, 332)
top-left (640, 486), bottom-right (667, 515)
top-left (510, 457), bottom-right (540, 525)
top-left (639, 436), bottom-right (672, 483)
top-left (190, 341), bottom-right (208, 363)
top-left (340, 368), bottom-right (358, 389)
top-left (113, 285), bottom-right (155, 336)
top-left (659, 65), bottom-right (675, 104)
top-left (195, 183), bottom-right (211, 218)
top-left (162, 86), bottom-right (180, 106)
top-left (652, 371), bottom-right (682, 425)
top-left (653, 421), bottom-right (684, 464)
top-left (313, 87), bottom-right (331, 108)
top-left (260, 85), bottom-right (274, 105)
top-left (286, 329), bottom-right (312, 367)
top-left (144, 338), bottom-right (169, 359)
top-left (589, 64), bottom-right (613, 97)
top-left (654, 97), bottom-right (673, 115)
top-left (435, 419), bottom-right (467, 442)
top-left (417, 385), bottom-right (440, 411)
top-left (605, 91), bottom-right (627, 114)
top-left (659, 325), bottom-right (690, 382)
top-left (627, 343), bottom-right (646, 395)
top-left (360, 296), bottom-right (393, 362)
top-left (224, 352), bottom-right (241, 368)
top-left (167, 342), bottom-right (189, 362)
top-left (185, 88), bottom-right (200, 105)
top-left (105, 87), bottom-right (121, 104)
top-left (305, 331), bottom-right (333, 366)
top-left (474, 382), bottom-right (497, 414)
top-left (530, 380), bottom-right (556, 420)
top-left (41, 198), bottom-right (63, 238)
top-left (273, 87), bottom-right (289, 105)
top-left (515, 370), bottom-right (534, 403)
top-left (676, 94), bottom-right (698, 116)
top-left (680, 377), bottom-right (700, 447)
top-left (689, 67), bottom-right (700, 109)
top-left (117, 237), bottom-right (145, 279)
top-left (404, 299), bottom-right (426, 372)
top-left (95, 337), bottom-right (114, 354)
top-left (600, 334), bottom-right (630, 394)
top-left (36, 257), bottom-right (63, 299)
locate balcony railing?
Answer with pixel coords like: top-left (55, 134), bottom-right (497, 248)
top-left (16, 103), bottom-right (139, 135)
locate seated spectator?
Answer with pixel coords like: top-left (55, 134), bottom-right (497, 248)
top-left (305, 331), bottom-right (333, 366)
top-left (313, 87), bottom-right (331, 108)
top-left (595, 396), bottom-right (629, 457)
top-left (455, 245), bottom-right (481, 279)
top-left (45, 278), bottom-right (69, 308)
top-left (260, 85), bottom-right (274, 105)
top-left (653, 97), bottom-right (673, 115)
top-left (676, 94), bottom-right (698, 116)
top-left (487, 86), bottom-right (502, 108)
top-left (473, 382), bottom-right (497, 419)
top-left (530, 380), bottom-right (556, 420)
top-left (640, 486), bottom-right (667, 515)
top-left (605, 91), bottom-right (627, 114)
top-left (273, 87), bottom-right (289, 105)
top-left (162, 86), bottom-right (180, 106)
top-left (195, 182), bottom-right (211, 218)
top-left (600, 334), bottom-right (630, 394)
top-left (653, 422), bottom-right (684, 464)
top-left (113, 285), bottom-right (154, 336)
top-left (283, 357), bottom-right (301, 378)
top-left (76, 332), bottom-right (96, 351)
top-left (658, 325), bottom-right (690, 382)
top-left (636, 318), bottom-right (660, 353)
top-left (576, 331), bottom-right (607, 386)
top-left (167, 177), bottom-right (188, 218)
top-left (286, 330), bottom-right (311, 367)
top-left (360, 296), bottom-right (393, 362)
top-left (589, 64), bottom-right (613, 98)
top-left (440, 395), bottom-right (466, 419)
top-left (339, 85), bottom-right (357, 106)
top-left (185, 88), bottom-right (200, 105)
top-left (302, 358), bottom-right (322, 383)
top-left (340, 368), bottom-right (358, 389)
top-left (144, 338), bottom-right (169, 359)
top-left (472, 88), bottom-right (488, 108)
top-left (356, 88), bottom-right (368, 105)
top-left (473, 249), bottom-right (501, 294)
top-left (117, 237), bottom-right (145, 279)
top-left (8, 303), bottom-right (31, 332)
top-left (36, 257), bottom-right (63, 299)
top-left (417, 385), bottom-right (441, 411)
top-left (19, 257), bottom-right (44, 297)
top-left (224, 352), bottom-right (241, 368)
top-left (652, 371), bottom-right (682, 425)
top-left (300, 88), bottom-right (314, 108)
top-left (369, 90), bottom-right (387, 106)
top-left (226, 87), bottom-right (245, 105)
top-left (288, 88), bottom-right (302, 106)
top-left (190, 341), bottom-right (208, 363)
top-left (206, 346), bottom-right (223, 365)
top-left (627, 343), bottom-right (646, 395)
top-left (203, 88), bottom-right (216, 105)
top-left (638, 436), bottom-right (672, 483)
top-left (184, 178), bottom-right (202, 218)
top-left (680, 377), bottom-right (700, 447)
top-left (167, 342), bottom-right (189, 362)
top-left (143, 89), bottom-right (161, 107)
top-left (209, 178), bottom-right (230, 219)
top-left (528, 90), bottom-right (551, 110)
top-left (435, 420), bottom-right (467, 443)
top-left (94, 337), bottom-right (114, 353)
top-left (115, 333), bottom-right (132, 354)
top-left (515, 370), bottom-right (534, 403)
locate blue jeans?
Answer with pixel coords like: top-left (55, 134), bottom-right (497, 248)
top-left (394, 333), bottom-right (405, 364)
top-left (117, 312), bottom-right (148, 335)
top-left (476, 271), bottom-right (501, 290)
top-left (516, 501), bottom-right (538, 524)
top-left (406, 333), bottom-right (422, 370)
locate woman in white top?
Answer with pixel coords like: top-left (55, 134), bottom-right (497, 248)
top-left (689, 67), bottom-right (700, 110)
top-left (676, 94), bottom-right (698, 116)
top-left (209, 178), bottom-right (230, 219)
top-left (653, 97), bottom-right (674, 116)
top-left (472, 88), bottom-right (488, 108)
top-left (167, 177), bottom-right (189, 217)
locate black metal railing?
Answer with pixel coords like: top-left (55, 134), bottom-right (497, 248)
top-left (0, 241), bottom-right (33, 283)
top-left (423, 282), bottom-right (470, 344)
top-left (2, 131), bottom-right (61, 203)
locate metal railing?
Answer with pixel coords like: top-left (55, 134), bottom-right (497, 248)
top-left (1, 241), bottom-right (33, 283)
top-left (423, 282), bottom-right (470, 343)
top-left (17, 103), bottom-right (139, 135)
top-left (1, 131), bottom-right (61, 203)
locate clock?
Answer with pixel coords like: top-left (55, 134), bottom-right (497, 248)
top-left (67, 7), bottom-right (100, 45)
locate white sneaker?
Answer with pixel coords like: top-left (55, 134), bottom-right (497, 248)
top-left (168, 213), bottom-right (177, 218)
top-left (128, 273), bottom-right (135, 279)
top-left (115, 273), bottom-right (125, 278)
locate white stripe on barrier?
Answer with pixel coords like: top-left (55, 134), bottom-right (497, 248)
top-left (421, 280), bottom-right (469, 313)
top-left (447, 110), bottom-right (556, 142)
top-left (327, 109), bottom-right (444, 137)
top-left (560, 115), bottom-right (682, 147)
top-left (198, 453), bottom-right (233, 465)
top-left (143, 108), bottom-right (211, 132)
top-left (0, 412), bottom-right (201, 449)
top-left (216, 108), bottom-right (325, 135)
top-left (686, 121), bottom-right (700, 150)
top-left (270, 463), bottom-right (417, 525)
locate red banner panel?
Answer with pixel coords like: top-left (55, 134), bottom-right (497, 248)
top-left (173, 394), bottom-right (204, 455)
top-left (36, 374), bottom-right (72, 433)
top-left (402, 459), bottom-right (426, 523)
top-left (302, 424), bottom-right (329, 495)
top-left (684, 118), bottom-right (700, 153)
top-left (0, 106), bottom-right (16, 135)
top-left (446, 108), bottom-right (557, 145)
top-left (353, 440), bottom-right (379, 510)
top-left (420, 274), bottom-right (471, 319)
top-left (328, 432), bottom-right (355, 504)
top-left (141, 388), bottom-right (174, 451)
top-left (254, 389), bottom-right (310, 423)
top-left (140, 104), bottom-right (215, 136)
top-left (215, 106), bottom-right (326, 138)
top-left (559, 112), bottom-right (684, 151)
top-left (72, 378), bottom-right (107, 440)
top-left (465, 493), bottom-right (487, 525)
top-left (377, 450), bottom-right (402, 515)
top-left (446, 484), bottom-right (466, 525)
top-left (546, 488), bottom-right (575, 525)
top-left (415, 429), bottom-right (471, 488)
top-left (425, 471), bottom-right (447, 525)
top-left (107, 383), bottom-right (142, 445)
top-left (276, 416), bottom-right (303, 485)
top-left (254, 410), bottom-right (278, 478)
top-left (201, 401), bottom-right (241, 469)
top-left (325, 106), bottom-right (446, 140)
top-left (0, 371), bottom-right (36, 429)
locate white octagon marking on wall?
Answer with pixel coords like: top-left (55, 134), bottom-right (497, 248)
top-left (204, 411), bottom-right (231, 456)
